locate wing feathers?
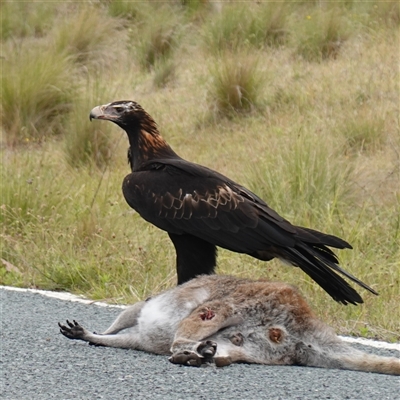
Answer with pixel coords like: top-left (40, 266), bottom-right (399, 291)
top-left (122, 161), bottom-right (375, 304)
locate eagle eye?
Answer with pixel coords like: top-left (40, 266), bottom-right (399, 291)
top-left (113, 106), bottom-right (125, 113)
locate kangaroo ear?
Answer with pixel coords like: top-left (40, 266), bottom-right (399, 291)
top-left (268, 327), bottom-right (285, 344)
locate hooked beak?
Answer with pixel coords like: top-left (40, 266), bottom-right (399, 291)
top-left (89, 104), bottom-right (119, 122)
top-left (89, 105), bottom-right (106, 121)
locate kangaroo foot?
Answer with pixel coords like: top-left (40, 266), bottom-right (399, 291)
top-left (58, 320), bottom-right (90, 341)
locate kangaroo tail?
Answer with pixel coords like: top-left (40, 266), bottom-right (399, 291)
top-left (295, 341), bottom-right (400, 375)
top-left (338, 351), bottom-right (400, 375)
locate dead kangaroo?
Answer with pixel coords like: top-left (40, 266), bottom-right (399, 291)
top-left (59, 275), bottom-right (399, 375)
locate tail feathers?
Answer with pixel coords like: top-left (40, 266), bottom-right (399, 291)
top-left (298, 244), bottom-right (378, 296)
top-left (295, 342), bottom-right (400, 375)
top-left (284, 247), bottom-right (364, 305)
top-left (297, 227), bottom-right (353, 250)
top-left (283, 243), bottom-right (378, 305)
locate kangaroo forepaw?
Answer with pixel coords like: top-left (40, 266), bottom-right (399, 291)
top-left (58, 320), bottom-right (88, 340)
top-left (169, 351), bottom-right (204, 367)
top-left (169, 341), bottom-right (218, 367)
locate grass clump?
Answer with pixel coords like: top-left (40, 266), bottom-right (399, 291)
top-left (366, 1), bottom-right (400, 28)
top-left (0, 149), bottom-right (73, 231)
top-left (252, 3), bottom-right (290, 47)
top-left (180, 0), bottom-right (210, 18)
top-left (203, 4), bottom-right (289, 54)
top-left (153, 59), bottom-right (176, 88)
top-left (1, 1), bottom-right (58, 39)
top-left (105, 0), bottom-right (142, 20)
top-left (244, 130), bottom-right (353, 225)
top-left (339, 113), bottom-right (386, 154)
top-left (53, 7), bottom-right (121, 66)
top-left (203, 6), bottom-right (254, 54)
top-left (208, 55), bottom-right (265, 116)
top-left (293, 9), bottom-right (353, 61)
top-left (133, 7), bottom-right (181, 70)
top-left (1, 43), bottom-right (74, 146)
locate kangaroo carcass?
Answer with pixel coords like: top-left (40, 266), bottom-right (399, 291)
top-left (59, 275), bottom-right (399, 375)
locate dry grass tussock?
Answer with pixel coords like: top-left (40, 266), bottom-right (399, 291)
top-left (1, 1), bottom-right (399, 341)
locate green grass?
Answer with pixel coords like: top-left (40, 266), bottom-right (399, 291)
top-left (0, 145), bottom-right (176, 298)
top-left (243, 129), bottom-right (354, 223)
top-left (366, 2), bottom-right (400, 28)
top-left (63, 82), bottom-right (117, 168)
top-left (105, 0), bottom-right (143, 21)
top-left (1, 1), bottom-right (399, 341)
top-left (203, 3), bottom-right (290, 54)
top-left (52, 6), bottom-right (122, 66)
top-left (153, 59), bottom-right (177, 88)
top-left (293, 8), bottom-right (354, 61)
top-left (1, 1), bottom-right (59, 39)
top-left (203, 5), bottom-right (257, 54)
top-left (1, 42), bottom-right (74, 145)
top-left (339, 113), bottom-right (386, 153)
top-left (131, 5), bottom-right (182, 70)
top-left (208, 53), bottom-right (265, 116)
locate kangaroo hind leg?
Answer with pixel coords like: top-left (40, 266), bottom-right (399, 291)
top-left (58, 319), bottom-right (143, 349)
top-left (58, 301), bottom-right (146, 349)
top-left (101, 301), bottom-right (146, 335)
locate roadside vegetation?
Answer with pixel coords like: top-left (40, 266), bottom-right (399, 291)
top-left (1, 1), bottom-right (399, 341)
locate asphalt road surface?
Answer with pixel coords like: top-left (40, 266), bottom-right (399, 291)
top-left (1, 286), bottom-right (399, 400)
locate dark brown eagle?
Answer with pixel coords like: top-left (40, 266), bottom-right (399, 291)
top-left (90, 100), bottom-right (377, 305)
